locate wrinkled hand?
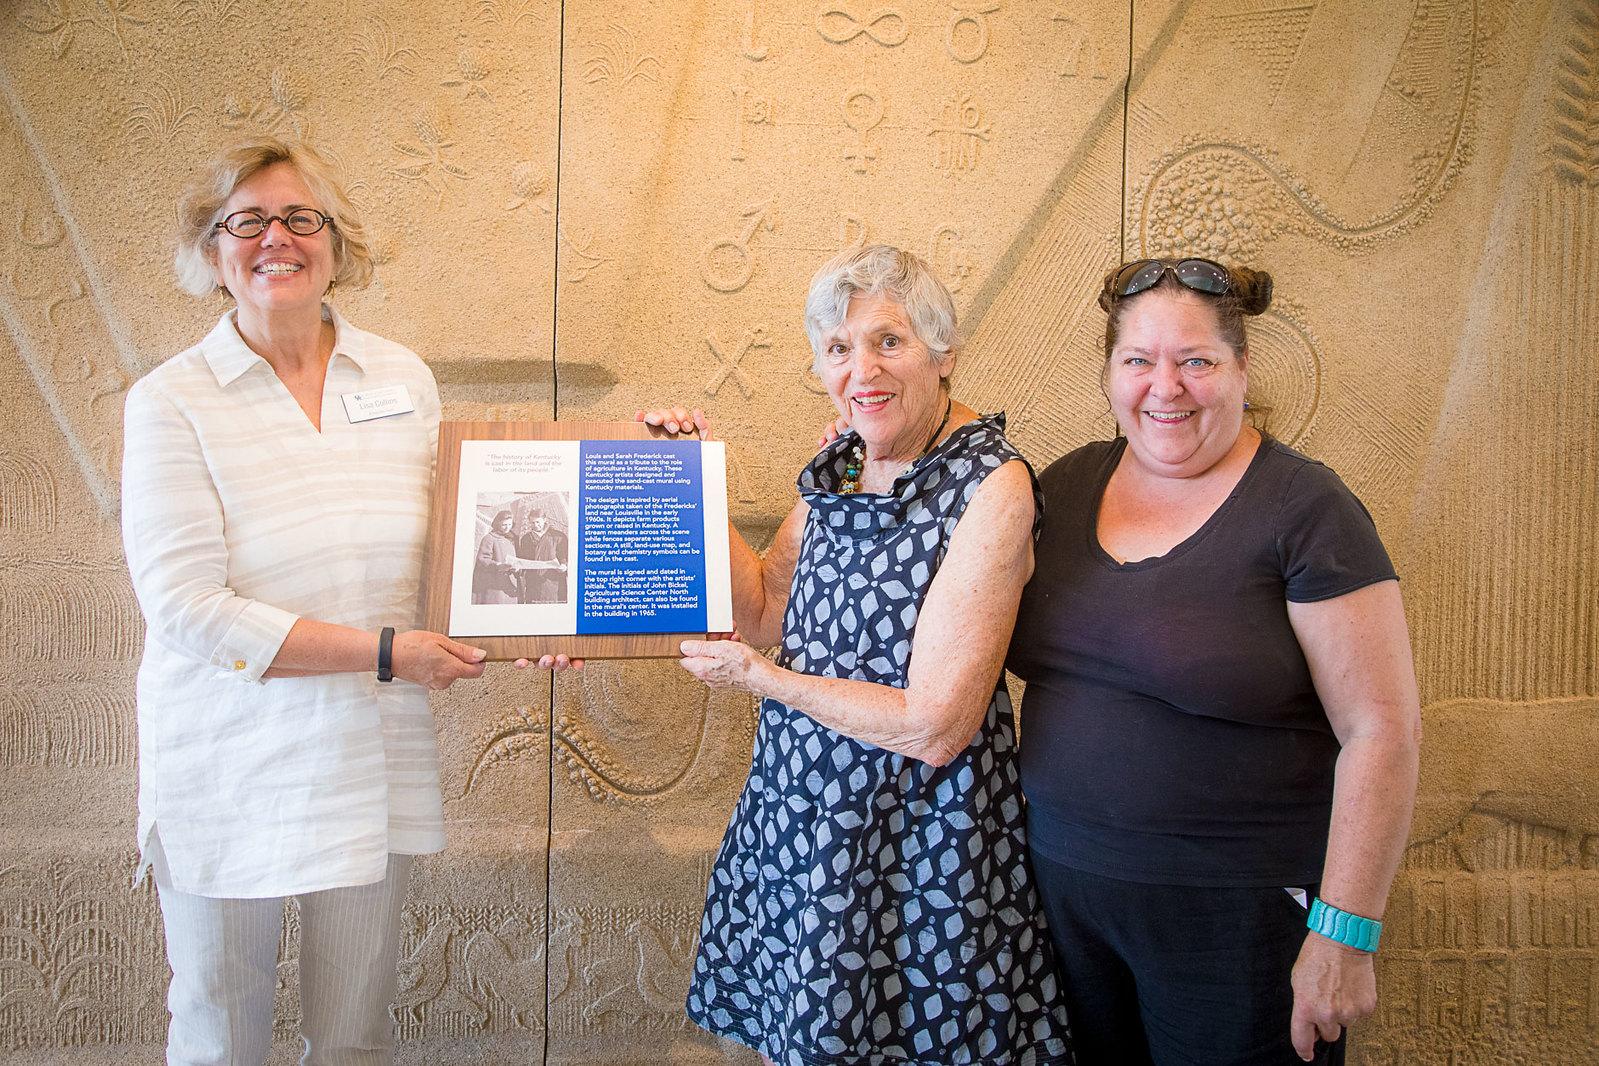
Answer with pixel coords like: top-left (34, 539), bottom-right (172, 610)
top-left (391, 630), bottom-right (488, 691)
top-left (679, 637), bottom-right (768, 693)
top-left (1290, 934), bottom-right (1377, 1060)
top-left (636, 406), bottom-right (711, 440)
top-left (816, 411), bottom-right (853, 448)
top-left (512, 654), bottom-right (584, 671)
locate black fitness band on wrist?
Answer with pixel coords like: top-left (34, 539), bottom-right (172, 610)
top-left (377, 626), bottom-right (395, 682)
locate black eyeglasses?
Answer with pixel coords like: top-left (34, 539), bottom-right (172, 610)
top-left (214, 209), bottom-right (334, 239)
top-left (1108, 258), bottom-right (1232, 299)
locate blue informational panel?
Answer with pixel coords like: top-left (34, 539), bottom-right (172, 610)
top-left (577, 439), bottom-right (710, 635)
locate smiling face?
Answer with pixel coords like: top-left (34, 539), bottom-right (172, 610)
top-left (493, 513), bottom-right (513, 535)
top-left (210, 162), bottom-right (334, 323)
top-left (816, 292), bottom-right (952, 461)
top-left (1105, 289), bottom-right (1249, 478)
top-left (529, 512), bottom-right (548, 535)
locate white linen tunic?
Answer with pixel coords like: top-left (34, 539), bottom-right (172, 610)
top-left (121, 307), bottom-right (445, 898)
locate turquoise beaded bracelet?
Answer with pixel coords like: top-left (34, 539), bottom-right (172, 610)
top-left (1307, 897), bottom-right (1382, 952)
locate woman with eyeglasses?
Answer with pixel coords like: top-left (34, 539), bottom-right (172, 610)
top-left (120, 137), bottom-right (566, 1064)
top-left (1006, 258), bottom-right (1421, 1065)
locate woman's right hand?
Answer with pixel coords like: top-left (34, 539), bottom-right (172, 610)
top-left (391, 630), bottom-right (488, 690)
top-left (636, 407), bottom-right (711, 440)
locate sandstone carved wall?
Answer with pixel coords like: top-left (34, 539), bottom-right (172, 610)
top-left (0, 1), bottom-right (1594, 1063)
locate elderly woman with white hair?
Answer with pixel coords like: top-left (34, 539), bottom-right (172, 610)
top-left (643, 244), bottom-right (1072, 1064)
top-left (120, 137), bottom-right (562, 1065)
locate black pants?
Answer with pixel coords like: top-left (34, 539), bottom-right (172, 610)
top-left (1031, 852), bottom-right (1347, 1066)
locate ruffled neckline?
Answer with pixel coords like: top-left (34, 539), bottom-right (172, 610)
top-left (797, 412), bottom-right (1009, 540)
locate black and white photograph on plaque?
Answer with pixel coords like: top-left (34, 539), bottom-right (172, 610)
top-left (470, 491), bottom-right (571, 605)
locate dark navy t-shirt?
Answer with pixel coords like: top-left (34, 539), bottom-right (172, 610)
top-left (1009, 435), bottom-right (1398, 887)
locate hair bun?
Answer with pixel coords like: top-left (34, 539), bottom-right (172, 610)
top-left (1096, 267), bottom-right (1121, 314)
top-left (1231, 267), bottom-right (1273, 315)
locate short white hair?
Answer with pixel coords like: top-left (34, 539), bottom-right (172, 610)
top-left (803, 244), bottom-right (957, 366)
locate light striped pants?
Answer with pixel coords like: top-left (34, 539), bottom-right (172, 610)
top-left (153, 843), bottom-right (414, 1066)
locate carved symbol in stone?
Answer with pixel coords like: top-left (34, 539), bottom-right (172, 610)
top-left (11, 271), bottom-right (87, 330)
top-left (504, 162), bottom-right (551, 213)
top-left (928, 226), bottom-right (972, 292)
top-left (583, 23), bottom-right (662, 87)
top-left (560, 224), bottom-right (611, 283)
top-left (394, 910), bottom-right (489, 1025)
top-left (462, 914), bottom-right (545, 1029)
top-left (1, 568), bottom-right (140, 660)
top-left (579, 914), bottom-right (696, 1023)
top-left (816, 5), bottom-right (909, 46)
top-left (16, 209), bottom-right (64, 250)
top-left (442, 49), bottom-right (492, 101)
top-left (946, 4), bottom-right (999, 63)
top-left (928, 94), bottom-right (990, 174)
top-left (742, 2), bottom-right (769, 60)
top-left (222, 69), bottom-right (311, 139)
top-left (177, 0), bottom-right (243, 26)
top-left (124, 74), bottom-right (199, 151)
top-left (1050, 12), bottom-right (1108, 79)
top-left (731, 86), bottom-right (775, 162)
top-left (1205, 3), bottom-right (1315, 102)
top-left (476, 0), bottom-right (542, 29)
top-left (17, 0), bottom-right (146, 61)
top-left (839, 215), bottom-right (869, 250)
top-left (842, 85), bottom-right (884, 173)
top-left (347, 17), bottom-right (419, 79)
top-left (0, 857), bottom-right (135, 1031)
top-left (0, 690), bottom-right (133, 766)
top-left (701, 200), bottom-right (777, 293)
top-left (0, 454), bottom-right (58, 533)
top-left (1549, 3), bottom-right (1599, 186)
top-left (391, 110), bottom-right (470, 205)
top-left (705, 325), bottom-right (771, 398)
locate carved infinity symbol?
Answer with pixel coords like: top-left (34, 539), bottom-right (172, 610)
top-left (815, 5), bottom-right (910, 46)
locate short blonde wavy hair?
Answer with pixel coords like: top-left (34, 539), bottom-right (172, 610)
top-left (173, 137), bottom-right (374, 298)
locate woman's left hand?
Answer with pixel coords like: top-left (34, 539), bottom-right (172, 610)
top-left (1289, 934), bottom-right (1377, 1060)
top-left (679, 637), bottom-right (768, 693)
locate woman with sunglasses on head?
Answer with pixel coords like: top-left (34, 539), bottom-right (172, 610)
top-left (121, 137), bottom-right (568, 1065)
top-left (1006, 258), bottom-right (1421, 1064)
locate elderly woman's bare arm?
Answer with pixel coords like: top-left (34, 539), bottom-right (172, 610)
top-left (1284, 580), bottom-right (1422, 1060)
top-left (727, 500), bottom-right (807, 649)
top-left (680, 460), bottom-right (1035, 766)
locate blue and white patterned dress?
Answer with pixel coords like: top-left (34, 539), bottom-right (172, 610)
top-left (686, 414), bottom-right (1073, 1065)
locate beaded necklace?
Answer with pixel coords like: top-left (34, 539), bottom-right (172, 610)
top-left (839, 396), bottom-right (953, 494)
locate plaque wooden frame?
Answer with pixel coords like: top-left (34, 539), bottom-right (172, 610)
top-left (422, 420), bottom-right (713, 661)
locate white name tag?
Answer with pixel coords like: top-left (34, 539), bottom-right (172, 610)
top-left (342, 384), bottom-right (414, 423)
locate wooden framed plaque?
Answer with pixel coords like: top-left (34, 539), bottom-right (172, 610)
top-left (422, 421), bottom-right (734, 660)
